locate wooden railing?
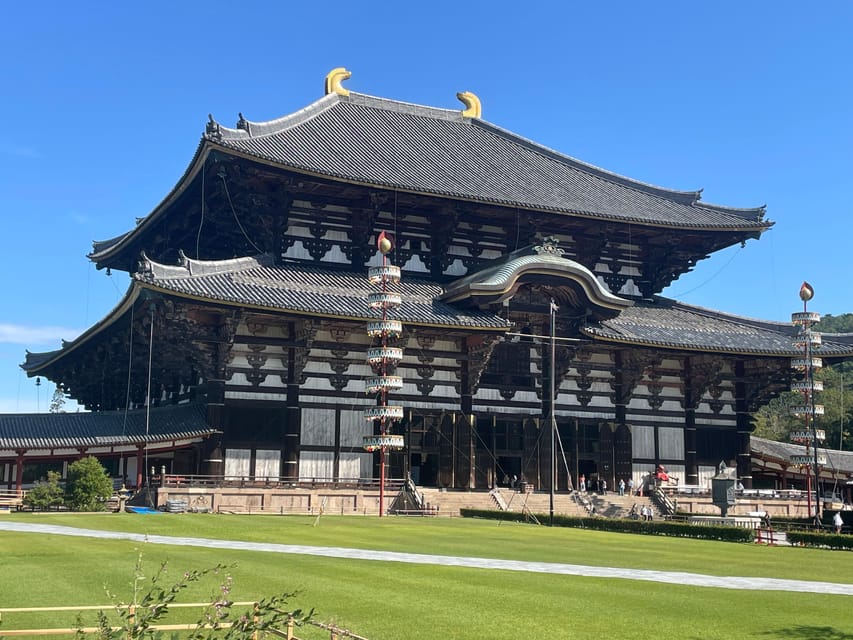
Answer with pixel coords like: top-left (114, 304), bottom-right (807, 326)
top-left (0, 602), bottom-right (366, 639)
top-left (155, 474), bottom-right (404, 493)
top-left (0, 488), bottom-right (25, 510)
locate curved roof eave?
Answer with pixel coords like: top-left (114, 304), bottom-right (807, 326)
top-left (209, 143), bottom-right (772, 234)
top-left (441, 253), bottom-right (632, 312)
top-left (88, 139), bottom-right (211, 266)
top-left (22, 284), bottom-right (145, 375)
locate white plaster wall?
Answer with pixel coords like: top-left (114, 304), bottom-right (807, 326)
top-left (339, 452), bottom-right (373, 480)
top-left (632, 425), bottom-right (655, 458)
top-left (224, 448), bottom-right (251, 479)
top-left (255, 449), bottom-right (281, 479)
top-left (341, 410), bottom-right (371, 447)
top-left (658, 426), bottom-right (684, 460)
top-left (299, 451), bottom-right (334, 481)
top-left (301, 408), bottom-right (335, 446)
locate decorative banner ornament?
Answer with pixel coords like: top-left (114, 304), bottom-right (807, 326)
top-left (364, 230), bottom-right (405, 516)
top-left (789, 282), bottom-right (823, 519)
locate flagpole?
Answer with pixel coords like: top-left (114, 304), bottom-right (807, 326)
top-left (549, 298), bottom-right (557, 526)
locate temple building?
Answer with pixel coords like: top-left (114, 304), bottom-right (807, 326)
top-left (7, 69), bottom-right (853, 495)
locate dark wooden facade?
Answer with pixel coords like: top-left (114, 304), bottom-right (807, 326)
top-left (21, 71), bottom-right (853, 492)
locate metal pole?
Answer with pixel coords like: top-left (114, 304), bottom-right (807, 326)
top-left (145, 303), bottom-right (155, 506)
top-left (549, 299), bottom-right (557, 526)
top-left (805, 296), bottom-right (821, 524)
top-left (840, 372), bottom-right (845, 451)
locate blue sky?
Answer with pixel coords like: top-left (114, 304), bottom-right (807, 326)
top-left (1, 2), bottom-right (851, 413)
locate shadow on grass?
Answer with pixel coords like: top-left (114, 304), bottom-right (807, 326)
top-left (761, 627), bottom-right (853, 639)
top-left (684, 628), bottom-right (853, 640)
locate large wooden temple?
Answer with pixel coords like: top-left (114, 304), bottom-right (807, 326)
top-left (10, 69), bottom-right (853, 495)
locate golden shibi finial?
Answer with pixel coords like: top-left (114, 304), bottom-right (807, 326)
top-left (799, 281), bottom-right (815, 302)
top-left (456, 91), bottom-right (482, 119)
top-left (325, 67), bottom-right (352, 96)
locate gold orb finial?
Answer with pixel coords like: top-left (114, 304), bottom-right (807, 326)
top-left (377, 231), bottom-right (393, 254)
top-left (799, 281), bottom-right (814, 302)
top-left (456, 91), bottom-right (482, 119)
top-left (325, 67), bottom-right (352, 96)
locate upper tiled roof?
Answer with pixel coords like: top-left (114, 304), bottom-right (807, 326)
top-left (205, 91), bottom-right (768, 231)
top-left (582, 298), bottom-right (853, 357)
top-left (137, 253), bottom-right (511, 330)
top-left (0, 403), bottom-right (215, 451)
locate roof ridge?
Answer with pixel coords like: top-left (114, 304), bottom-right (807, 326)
top-left (208, 93), bottom-right (341, 141)
top-left (137, 252), bottom-right (275, 280)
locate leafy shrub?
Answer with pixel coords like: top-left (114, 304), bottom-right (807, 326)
top-left (786, 530), bottom-right (853, 551)
top-left (81, 555), bottom-right (313, 639)
top-left (460, 508), bottom-right (755, 543)
top-left (23, 470), bottom-right (65, 511)
top-left (66, 456), bottom-right (113, 511)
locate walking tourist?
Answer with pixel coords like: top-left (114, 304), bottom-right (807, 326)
top-left (618, 479), bottom-right (625, 496)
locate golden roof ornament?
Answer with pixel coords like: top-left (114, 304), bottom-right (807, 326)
top-left (533, 236), bottom-right (565, 257)
top-left (325, 67), bottom-right (352, 97)
top-left (456, 91), bottom-right (482, 119)
top-left (799, 281), bottom-right (814, 302)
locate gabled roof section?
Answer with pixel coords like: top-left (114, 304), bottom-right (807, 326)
top-left (209, 90), bottom-right (769, 230)
top-left (440, 237), bottom-right (631, 318)
top-left (136, 253), bottom-right (510, 331)
top-left (0, 403), bottom-right (215, 451)
top-left (582, 297), bottom-right (853, 357)
top-left (90, 76), bottom-right (770, 266)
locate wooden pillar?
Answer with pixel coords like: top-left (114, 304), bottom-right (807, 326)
top-left (283, 323), bottom-right (301, 482)
top-left (683, 358), bottom-right (699, 485)
top-left (15, 451), bottom-right (24, 493)
top-left (135, 445), bottom-right (144, 489)
top-left (734, 360), bottom-right (753, 488)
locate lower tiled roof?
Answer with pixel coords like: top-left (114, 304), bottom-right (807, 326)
top-left (583, 297), bottom-right (853, 357)
top-left (138, 254), bottom-right (511, 330)
top-left (752, 436), bottom-right (853, 477)
top-left (0, 403), bottom-right (215, 451)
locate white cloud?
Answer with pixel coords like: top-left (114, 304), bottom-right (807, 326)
top-left (0, 144), bottom-right (41, 159)
top-left (0, 324), bottom-right (82, 345)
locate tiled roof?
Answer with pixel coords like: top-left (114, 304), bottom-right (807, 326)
top-left (205, 91), bottom-right (768, 231)
top-left (752, 436), bottom-right (853, 476)
top-left (582, 298), bottom-right (853, 357)
top-left (137, 253), bottom-right (511, 330)
top-left (0, 403), bottom-right (215, 450)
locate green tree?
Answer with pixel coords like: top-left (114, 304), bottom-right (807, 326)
top-left (66, 456), bottom-right (113, 511)
top-left (752, 392), bottom-right (800, 441)
top-left (49, 385), bottom-right (67, 413)
top-left (23, 470), bottom-right (65, 511)
top-left (816, 313), bottom-right (853, 333)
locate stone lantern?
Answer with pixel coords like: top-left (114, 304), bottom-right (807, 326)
top-left (711, 461), bottom-right (737, 518)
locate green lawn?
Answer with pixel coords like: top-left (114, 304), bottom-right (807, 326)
top-left (2, 512), bottom-right (852, 639)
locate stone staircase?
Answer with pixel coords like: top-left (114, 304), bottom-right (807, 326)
top-left (417, 488), bottom-right (658, 519)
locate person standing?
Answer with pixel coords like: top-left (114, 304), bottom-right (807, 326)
top-left (579, 474), bottom-right (586, 493)
top-left (834, 511), bottom-right (844, 534)
top-left (600, 478), bottom-right (607, 495)
top-left (618, 479), bottom-right (625, 496)
top-left (627, 477), bottom-right (634, 495)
